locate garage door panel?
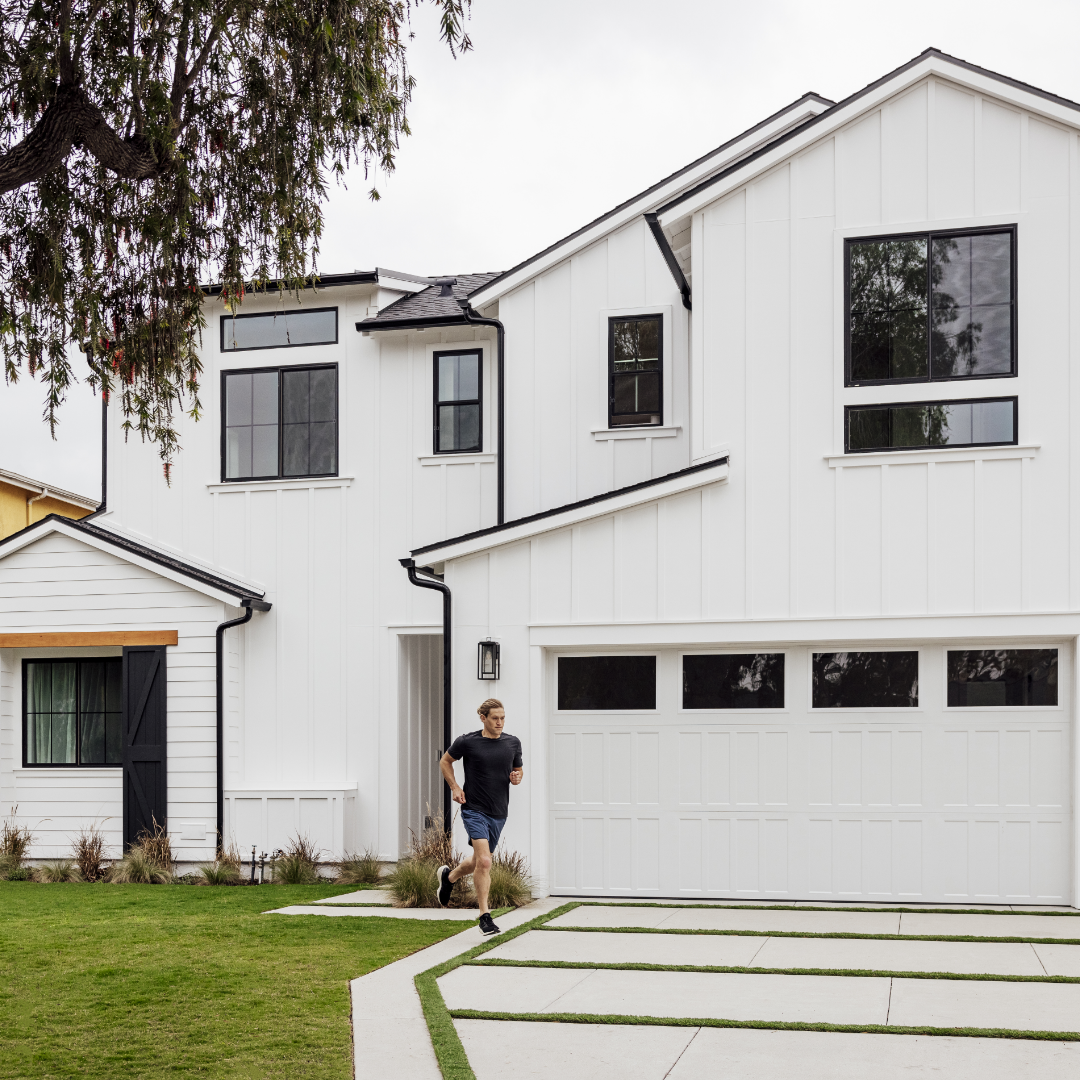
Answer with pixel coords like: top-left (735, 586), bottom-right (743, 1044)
top-left (608, 733), bottom-right (632, 803)
top-left (679, 732), bottom-right (702, 805)
top-left (706, 731), bottom-right (731, 805)
top-left (736, 732), bottom-right (759, 805)
top-left (1035, 820), bottom-right (1069, 900)
top-left (635, 818), bottom-right (660, 891)
top-left (607, 817), bottom-right (633, 889)
top-left (679, 818), bottom-right (703, 891)
top-left (1034, 728), bottom-right (1067, 808)
top-left (636, 732), bottom-right (660, 804)
top-left (706, 818), bottom-right (731, 891)
top-left (764, 732), bottom-right (788, 806)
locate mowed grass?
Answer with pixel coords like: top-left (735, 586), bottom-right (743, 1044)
top-left (0, 881), bottom-right (467, 1080)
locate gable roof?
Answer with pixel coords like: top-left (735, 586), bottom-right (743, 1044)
top-left (0, 514), bottom-right (266, 605)
top-left (357, 273), bottom-right (502, 330)
top-left (0, 467), bottom-right (97, 510)
top-left (466, 92), bottom-right (834, 309)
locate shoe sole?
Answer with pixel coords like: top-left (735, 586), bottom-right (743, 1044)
top-left (480, 923), bottom-right (500, 936)
top-left (435, 865), bottom-right (451, 908)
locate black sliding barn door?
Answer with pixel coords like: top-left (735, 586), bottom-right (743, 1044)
top-left (122, 645), bottom-right (168, 848)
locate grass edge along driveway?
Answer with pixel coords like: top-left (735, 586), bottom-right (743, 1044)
top-left (0, 881), bottom-right (467, 1080)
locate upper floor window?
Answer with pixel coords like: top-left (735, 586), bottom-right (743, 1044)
top-left (434, 350), bottom-right (482, 453)
top-left (25, 658), bottom-right (122, 766)
top-left (220, 308), bottom-right (338, 351)
top-left (609, 315), bottom-right (662, 427)
top-left (222, 365), bottom-right (337, 480)
top-left (846, 396), bottom-right (1017, 452)
top-left (846, 228), bottom-right (1015, 384)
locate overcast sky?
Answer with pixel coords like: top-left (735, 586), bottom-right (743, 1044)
top-left (4, 0), bottom-right (1080, 498)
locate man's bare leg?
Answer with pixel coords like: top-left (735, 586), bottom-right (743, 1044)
top-left (448, 839), bottom-right (492, 915)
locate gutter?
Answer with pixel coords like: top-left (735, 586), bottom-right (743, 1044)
top-left (399, 559), bottom-right (452, 834)
top-left (25, 486), bottom-right (49, 527)
top-left (644, 213), bottom-right (692, 311)
top-left (216, 597), bottom-right (272, 852)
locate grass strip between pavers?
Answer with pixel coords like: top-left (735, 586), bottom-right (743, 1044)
top-left (446, 1009), bottom-right (1080, 1042)
top-left (469, 956), bottom-right (1080, 985)
top-left (415, 902), bottom-right (583, 1080)
top-left (537, 924), bottom-right (1080, 945)
top-left (566, 900), bottom-right (1080, 917)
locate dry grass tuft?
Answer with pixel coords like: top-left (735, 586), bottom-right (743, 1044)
top-left (336, 848), bottom-right (383, 885)
top-left (0, 807), bottom-right (33, 877)
top-left (35, 859), bottom-right (83, 883)
top-left (196, 861), bottom-right (243, 886)
top-left (106, 847), bottom-right (172, 884)
top-left (488, 849), bottom-right (534, 909)
top-left (386, 812), bottom-right (473, 908)
top-left (135, 819), bottom-right (173, 872)
top-left (73, 823), bottom-right (110, 882)
top-left (272, 834), bottom-right (323, 884)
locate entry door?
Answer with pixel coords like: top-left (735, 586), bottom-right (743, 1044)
top-left (122, 645), bottom-right (168, 847)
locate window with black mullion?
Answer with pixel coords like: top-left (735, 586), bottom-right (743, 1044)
top-left (434, 350), bottom-right (482, 453)
top-left (609, 315), bottom-right (662, 427)
top-left (24, 658), bottom-right (123, 766)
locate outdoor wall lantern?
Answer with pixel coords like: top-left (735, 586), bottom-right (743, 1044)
top-left (478, 639), bottom-right (501, 681)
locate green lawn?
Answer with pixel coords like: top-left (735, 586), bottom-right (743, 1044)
top-left (0, 881), bottom-right (466, 1080)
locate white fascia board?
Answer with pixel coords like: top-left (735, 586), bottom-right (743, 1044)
top-left (0, 468), bottom-right (98, 509)
top-left (419, 461), bottom-right (728, 565)
top-left (0, 519), bottom-right (262, 605)
top-left (657, 55), bottom-right (1080, 228)
top-left (467, 99), bottom-right (830, 309)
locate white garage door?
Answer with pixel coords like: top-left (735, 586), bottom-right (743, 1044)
top-left (549, 644), bottom-right (1072, 904)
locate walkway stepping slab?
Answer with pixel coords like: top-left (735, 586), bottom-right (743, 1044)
top-left (899, 913), bottom-right (1080, 940)
top-left (487, 928), bottom-right (1065, 977)
top-left (266, 904), bottom-right (481, 920)
top-left (312, 889), bottom-right (392, 905)
top-left (548, 906), bottom-right (902, 935)
top-left (1033, 943), bottom-right (1080, 977)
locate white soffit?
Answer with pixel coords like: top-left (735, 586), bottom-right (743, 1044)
top-left (656, 53), bottom-right (1080, 228)
top-left (466, 97), bottom-right (831, 309)
top-left (417, 459), bottom-right (729, 565)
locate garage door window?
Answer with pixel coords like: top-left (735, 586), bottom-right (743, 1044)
top-left (557, 656), bottom-right (656, 710)
top-left (947, 649), bottom-right (1058, 707)
top-left (812, 651), bottom-right (919, 709)
top-left (683, 654), bottom-right (784, 709)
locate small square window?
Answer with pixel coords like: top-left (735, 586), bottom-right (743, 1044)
top-left (609, 316), bottom-right (662, 427)
top-left (434, 350), bottom-right (482, 453)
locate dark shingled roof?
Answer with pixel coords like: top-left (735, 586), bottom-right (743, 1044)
top-left (358, 272), bottom-right (502, 328)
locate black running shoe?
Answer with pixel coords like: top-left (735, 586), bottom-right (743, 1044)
top-left (436, 865), bottom-right (453, 908)
top-left (478, 912), bottom-right (500, 936)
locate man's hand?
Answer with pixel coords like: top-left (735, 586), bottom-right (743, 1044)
top-left (510, 767), bottom-right (523, 786)
top-left (451, 785), bottom-right (466, 804)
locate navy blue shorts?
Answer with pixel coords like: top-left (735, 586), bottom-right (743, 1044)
top-left (459, 807), bottom-right (506, 851)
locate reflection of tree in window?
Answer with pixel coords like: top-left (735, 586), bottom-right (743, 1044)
top-left (610, 317), bottom-right (661, 426)
top-left (682, 654), bottom-right (784, 709)
top-left (812, 652), bottom-right (919, 708)
top-left (947, 650), bottom-right (1057, 707)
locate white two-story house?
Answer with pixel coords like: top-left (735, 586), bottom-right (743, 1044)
top-left (1, 48), bottom-right (1077, 906)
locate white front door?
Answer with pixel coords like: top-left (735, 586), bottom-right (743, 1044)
top-left (549, 644), bottom-right (1072, 903)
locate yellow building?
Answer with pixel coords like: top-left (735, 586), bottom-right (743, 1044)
top-left (0, 468), bottom-right (97, 540)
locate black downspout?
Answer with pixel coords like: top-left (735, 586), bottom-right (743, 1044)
top-left (83, 360), bottom-right (108, 522)
top-left (456, 301), bottom-right (506, 525)
top-left (644, 211), bottom-right (692, 311)
top-left (216, 597), bottom-right (272, 853)
top-left (399, 558), bottom-right (453, 833)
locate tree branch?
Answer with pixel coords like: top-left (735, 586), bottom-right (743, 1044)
top-left (58, 0), bottom-right (75, 86)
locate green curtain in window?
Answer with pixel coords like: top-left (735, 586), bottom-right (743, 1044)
top-left (26, 662), bottom-right (77, 764)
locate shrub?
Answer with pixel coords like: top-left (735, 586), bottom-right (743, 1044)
top-left (386, 813), bottom-right (472, 908)
top-left (73, 823), bottom-right (110, 882)
top-left (35, 860), bottom-right (83, 883)
top-left (386, 858), bottom-right (439, 908)
top-left (105, 847), bottom-right (172, 884)
top-left (3, 865), bottom-right (34, 881)
top-left (196, 861), bottom-right (243, 886)
top-left (336, 848), bottom-right (383, 885)
top-left (272, 834), bottom-right (322, 884)
top-left (0, 807), bottom-right (33, 878)
top-left (488, 849), bottom-right (533, 909)
top-left (135, 819), bottom-right (173, 873)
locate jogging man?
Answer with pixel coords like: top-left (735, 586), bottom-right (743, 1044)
top-left (436, 698), bottom-right (523, 935)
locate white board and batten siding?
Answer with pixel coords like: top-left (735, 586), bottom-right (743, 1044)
top-left (0, 532), bottom-right (227, 860)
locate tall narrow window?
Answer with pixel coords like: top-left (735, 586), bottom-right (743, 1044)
top-left (222, 365), bottom-right (337, 480)
top-left (434, 350), bottom-right (482, 453)
top-left (609, 315), bottom-right (662, 427)
top-left (846, 228), bottom-right (1015, 385)
top-left (25, 658), bottom-right (122, 766)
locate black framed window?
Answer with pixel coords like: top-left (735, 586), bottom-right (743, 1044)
top-left (812, 651), bottom-right (919, 709)
top-left (223, 365), bottom-right (337, 480)
top-left (846, 397), bottom-right (1016, 453)
top-left (24, 658), bottom-right (122, 766)
top-left (609, 315), bottom-right (662, 427)
top-left (220, 308), bottom-right (337, 351)
top-left (947, 649), bottom-right (1058, 707)
top-left (683, 654), bottom-right (784, 709)
top-left (434, 350), bottom-right (482, 453)
top-left (557, 655), bottom-right (656, 710)
top-left (846, 228), bottom-right (1015, 384)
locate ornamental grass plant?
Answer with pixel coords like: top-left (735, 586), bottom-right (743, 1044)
top-left (272, 834), bottom-right (323, 884)
top-left (106, 820), bottom-right (173, 884)
top-left (72, 823), bottom-right (110, 882)
top-left (487, 849), bottom-right (534, 909)
top-left (196, 861), bottom-right (243, 885)
top-left (386, 813), bottom-right (475, 908)
top-left (0, 807), bottom-right (33, 879)
top-left (35, 859), bottom-right (83, 883)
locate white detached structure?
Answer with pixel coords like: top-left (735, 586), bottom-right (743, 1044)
top-left (1, 49), bottom-right (1077, 905)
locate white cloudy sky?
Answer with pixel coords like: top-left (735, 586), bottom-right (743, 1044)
top-left (4, 0), bottom-right (1080, 497)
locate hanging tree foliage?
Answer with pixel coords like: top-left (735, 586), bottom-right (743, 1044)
top-left (0, 0), bottom-right (470, 474)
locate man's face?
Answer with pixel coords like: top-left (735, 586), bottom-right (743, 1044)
top-left (482, 708), bottom-right (505, 736)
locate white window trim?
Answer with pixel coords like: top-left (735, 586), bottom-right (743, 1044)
top-left (417, 453), bottom-right (495, 466)
top-left (826, 445), bottom-right (1038, 468)
top-left (806, 646), bottom-right (923, 712)
top-left (677, 648), bottom-right (790, 715)
top-left (599, 304), bottom-right (674, 431)
top-left (207, 476), bottom-right (354, 491)
top-left (940, 642), bottom-right (1065, 712)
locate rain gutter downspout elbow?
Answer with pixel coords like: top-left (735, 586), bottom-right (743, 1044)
top-left (216, 597), bottom-right (272, 853)
top-left (399, 558), bottom-right (453, 833)
top-left (644, 211), bottom-right (692, 311)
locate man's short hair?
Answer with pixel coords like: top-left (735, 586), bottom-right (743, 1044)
top-left (477, 698), bottom-right (504, 717)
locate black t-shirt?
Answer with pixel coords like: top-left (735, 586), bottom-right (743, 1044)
top-left (447, 730), bottom-right (523, 819)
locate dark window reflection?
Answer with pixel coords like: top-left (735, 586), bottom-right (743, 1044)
top-left (610, 316), bottom-right (662, 427)
top-left (558, 655), bottom-right (656, 710)
top-left (435, 351), bottom-right (482, 453)
top-left (25, 658), bottom-right (122, 766)
top-left (947, 649), bottom-right (1058, 707)
top-left (847, 399), bottom-right (1015, 452)
top-left (812, 652), bottom-right (919, 708)
top-left (848, 239), bottom-right (928, 381)
top-left (683, 654), bottom-right (784, 709)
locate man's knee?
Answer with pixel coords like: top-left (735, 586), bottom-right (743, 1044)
top-left (477, 852), bottom-right (493, 872)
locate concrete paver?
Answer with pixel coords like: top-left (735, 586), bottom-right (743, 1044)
top-left (888, 976), bottom-right (1080, 1032)
top-left (313, 888), bottom-right (392, 904)
top-left (900, 912), bottom-right (1080, 940)
top-left (751, 935), bottom-right (1047, 976)
top-left (485, 929), bottom-right (766, 968)
top-left (546, 906), bottom-right (675, 929)
top-left (267, 904), bottom-right (480, 919)
top-left (440, 966), bottom-right (892, 1025)
top-left (455, 1018), bottom-right (697, 1080)
top-left (1032, 943), bottom-right (1080, 976)
top-left (669, 1026), bottom-right (1080, 1078)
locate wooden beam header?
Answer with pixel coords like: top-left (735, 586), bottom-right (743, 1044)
top-left (0, 631), bottom-right (178, 648)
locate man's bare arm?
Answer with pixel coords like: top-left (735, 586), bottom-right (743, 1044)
top-left (440, 752), bottom-right (466, 804)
